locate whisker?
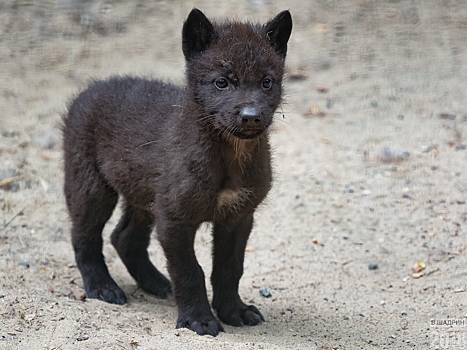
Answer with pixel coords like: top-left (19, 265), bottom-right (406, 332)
top-left (137, 140), bottom-right (158, 148)
top-left (273, 115), bottom-right (292, 126)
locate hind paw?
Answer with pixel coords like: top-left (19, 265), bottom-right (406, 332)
top-left (139, 275), bottom-right (172, 299)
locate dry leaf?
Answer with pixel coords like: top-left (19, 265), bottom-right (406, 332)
top-left (24, 313), bottom-right (36, 321)
top-left (287, 68), bottom-right (309, 81)
top-left (303, 105), bottom-right (326, 118)
top-left (317, 85), bottom-right (329, 93)
top-left (413, 261), bottom-right (426, 273)
top-left (73, 290), bottom-right (86, 301)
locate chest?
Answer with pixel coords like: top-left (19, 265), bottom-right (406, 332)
top-left (216, 187), bottom-right (253, 214)
top-left (165, 137), bottom-right (272, 220)
top-left (213, 163), bottom-right (272, 218)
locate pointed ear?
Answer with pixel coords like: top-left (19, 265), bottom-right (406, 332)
top-left (264, 10), bottom-right (292, 58)
top-left (182, 9), bottom-right (215, 61)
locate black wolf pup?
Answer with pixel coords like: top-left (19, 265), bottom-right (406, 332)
top-left (63, 8), bottom-right (292, 336)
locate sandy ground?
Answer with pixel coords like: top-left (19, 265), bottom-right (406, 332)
top-left (1, 1), bottom-right (466, 349)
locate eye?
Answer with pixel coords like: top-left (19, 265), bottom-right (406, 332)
top-left (262, 77), bottom-right (273, 90)
top-left (215, 77), bottom-right (228, 90)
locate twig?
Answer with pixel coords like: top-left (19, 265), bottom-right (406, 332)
top-left (3, 207), bottom-right (25, 229)
top-left (46, 322), bottom-right (58, 350)
top-left (0, 175), bottom-right (23, 187)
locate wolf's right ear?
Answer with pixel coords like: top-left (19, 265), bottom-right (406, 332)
top-left (182, 9), bottom-right (215, 61)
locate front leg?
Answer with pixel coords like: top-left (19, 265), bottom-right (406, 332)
top-left (211, 213), bottom-right (264, 327)
top-left (156, 218), bottom-right (224, 336)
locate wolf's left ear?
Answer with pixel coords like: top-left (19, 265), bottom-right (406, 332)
top-left (182, 8), bottom-right (215, 61)
top-left (264, 10), bottom-right (292, 58)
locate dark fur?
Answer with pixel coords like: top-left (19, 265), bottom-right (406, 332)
top-left (63, 9), bottom-right (292, 336)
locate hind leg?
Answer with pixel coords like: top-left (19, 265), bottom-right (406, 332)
top-left (111, 205), bottom-right (171, 298)
top-left (65, 170), bottom-right (126, 304)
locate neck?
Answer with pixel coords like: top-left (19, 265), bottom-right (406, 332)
top-left (223, 133), bottom-right (267, 164)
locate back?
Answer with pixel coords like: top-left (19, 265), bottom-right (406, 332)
top-left (64, 76), bottom-right (184, 149)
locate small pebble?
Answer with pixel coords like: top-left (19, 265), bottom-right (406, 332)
top-left (312, 56), bottom-right (331, 71)
top-left (368, 264), bottom-right (379, 270)
top-left (378, 147), bottom-right (410, 163)
top-left (33, 133), bottom-right (57, 150)
top-left (317, 85), bottom-right (328, 93)
top-left (287, 69), bottom-right (309, 81)
top-left (420, 145), bottom-right (430, 152)
top-left (19, 261), bottom-right (30, 268)
top-left (1, 130), bottom-right (19, 137)
top-left (370, 100), bottom-right (378, 108)
top-left (402, 194), bottom-right (412, 200)
top-left (438, 113), bottom-right (456, 120)
top-left (344, 188), bottom-right (354, 194)
top-left (259, 288), bottom-right (272, 298)
top-left (362, 189), bottom-right (372, 196)
top-left (76, 335), bottom-right (90, 341)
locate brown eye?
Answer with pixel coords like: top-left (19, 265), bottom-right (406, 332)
top-left (262, 77), bottom-right (273, 90)
top-left (215, 77), bottom-right (228, 90)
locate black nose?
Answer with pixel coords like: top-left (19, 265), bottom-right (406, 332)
top-left (240, 107), bottom-right (261, 124)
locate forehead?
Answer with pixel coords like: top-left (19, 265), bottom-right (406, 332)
top-left (202, 22), bottom-right (284, 78)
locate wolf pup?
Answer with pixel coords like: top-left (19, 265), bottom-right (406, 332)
top-left (63, 8), bottom-right (292, 336)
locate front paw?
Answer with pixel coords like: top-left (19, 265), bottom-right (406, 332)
top-left (215, 302), bottom-right (264, 327)
top-left (176, 312), bottom-right (224, 336)
top-left (85, 282), bottom-right (127, 305)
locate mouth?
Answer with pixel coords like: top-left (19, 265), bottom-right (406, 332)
top-left (229, 127), bottom-right (266, 139)
top-left (213, 115), bottom-right (269, 140)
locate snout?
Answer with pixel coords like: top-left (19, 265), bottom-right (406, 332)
top-left (240, 107), bottom-right (261, 125)
top-left (231, 106), bottom-right (268, 139)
